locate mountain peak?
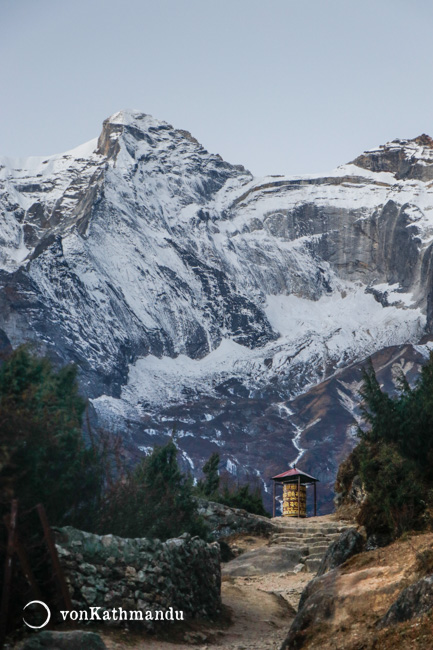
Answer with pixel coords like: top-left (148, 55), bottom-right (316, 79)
top-left (94, 110), bottom-right (249, 186)
top-left (96, 109), bottom-right (172, 158)
top-left (105, 109), bottom-right (169, 129)
top-left (412, 133), bottom-right (433, 148)
top-left (351, 133), bottom-right (433, 181)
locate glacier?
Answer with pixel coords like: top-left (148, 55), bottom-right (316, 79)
top-left (2, 110), bottom-right (433, 511)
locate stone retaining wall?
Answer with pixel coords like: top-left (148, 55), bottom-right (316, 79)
top-left (54, 527), bottom-right (221, 626)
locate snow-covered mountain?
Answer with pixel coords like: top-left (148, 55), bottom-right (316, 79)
top-left (2, 110), bottom-right (433, 511)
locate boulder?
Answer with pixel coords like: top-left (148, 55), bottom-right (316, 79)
top-left (316, 528), bottom-right (364, 577)
top-left (378, 575), bottom-right (433, 628)
top-left (17, 631), bottom-right (106, 649)
top-left (222, 546), bottom-right (308, 577)
top-left (279, 568), bottom-right (341, 649)
top-left (365, 532), bottom-right (393, 550)
top-left (197, 499), bottom-right (275, 540)
top-left (279, 579), bottom-right (337, 650)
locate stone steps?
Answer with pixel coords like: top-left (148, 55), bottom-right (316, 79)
top-left (270, 532), bottom-right (347, 543)
top-left (308, 553), bottom-right (327, 561)
top-left (269, 539), bottom-right (334, 550)
top-left (304, 557), bottom-right (323, 572)
top-left (306, 545), bottom-right (329, 553)
top-left (272, 525), bottom-right (349, 533)
top-left (272, 529), bottom-right (348, 538)
top-left (270, 533), bottom-right (342, 542)
top-left (267, 518), bottom-right (352, 574)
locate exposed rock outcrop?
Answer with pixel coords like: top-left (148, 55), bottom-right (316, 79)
top-left (280, 531), bottom-right (433, 649)
top-left (280, 569), bottom-right (338, 650)
top-left (223, 546), bottom-right (309, 577)
top-left (352, 135), bottom-right (433, 181)
top-left (197, 499), bottom-right (274, 539)
top-left (378, 575), bottom-right (433, 628)
top-left (316, 528), bottom-right (364, 577)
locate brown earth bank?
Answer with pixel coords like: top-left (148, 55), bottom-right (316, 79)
top-left (281, 530), bottom-right (433, 650)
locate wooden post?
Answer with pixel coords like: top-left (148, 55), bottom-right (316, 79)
top-left (297, 476), bottom-right (300, 518)
top-left (15, 537), bottom-right (43, 601)
top-left (314, 481), bottom-right (317, 517)
top-left (0, 499), bottom-right (18, 647)
top-left (2, 514), bottom-right (42, 602)
top-left (272, 480), bottom-right (276, 518)
top-left (36, 504), bottom-right (72, 610)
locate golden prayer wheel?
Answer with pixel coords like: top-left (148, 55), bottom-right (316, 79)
top-left (282, 482), bottom-right (307, 517)
top-left (271, 468), bottom-right (319, 518)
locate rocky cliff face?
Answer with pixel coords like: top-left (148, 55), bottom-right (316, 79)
top-left (1, 110), bottom-right (433, 511)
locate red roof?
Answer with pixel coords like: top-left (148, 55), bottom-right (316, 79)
top-left (271, 468), bottom-right (319, 482)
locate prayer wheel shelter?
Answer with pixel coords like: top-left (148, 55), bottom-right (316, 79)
top-left (271, 468), bottom-right (319, 518)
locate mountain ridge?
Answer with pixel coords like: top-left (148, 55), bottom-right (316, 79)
top-left (1, 110), bottom-right (433, 511)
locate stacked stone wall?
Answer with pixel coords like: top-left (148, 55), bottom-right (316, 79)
top-left (54, 527), bottom-right (221, 626)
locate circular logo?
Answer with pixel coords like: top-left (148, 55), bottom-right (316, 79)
top-left (23, 601), bottom-right (51, 629)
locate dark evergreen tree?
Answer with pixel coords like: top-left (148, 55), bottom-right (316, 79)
top-left (357, 440), bottom-right (425, 537)
top-left (359, 352), bottom-right (433, 470)
top-left (218, 482), bottom-right (269, 517)
top-left (342, 353), bottom-right (433, 539)
top-left (358, 358), bottom-right (400, 444)
top-left (99, 438), bottom-right (208, 540)
top-left (0, 346), bottom-right (103, 530)
top-left (396, 351), bottom-right (433, 469)
top-left (196, 452), bottom-right (269, 517)
top-left (197, 451), bottom-right (220, 497)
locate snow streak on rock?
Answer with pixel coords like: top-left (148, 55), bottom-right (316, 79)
top-left (2, 111), bottom-right (433, 510)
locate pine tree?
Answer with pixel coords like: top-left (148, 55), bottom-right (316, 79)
top-left (0, 346), bottom-right (103, 529)
top-left (345, 354), bottom-right (433, 538)
top-left (99, 438), bottom-right (208, 540)
top-left (196, 452), bottom-right (269, 517)
top-left (219, 482), bottom-right (269, 517)
top-left (358, 358), bottom-right (399, 444)
top-left (198, 451), bottom-right (220, 497)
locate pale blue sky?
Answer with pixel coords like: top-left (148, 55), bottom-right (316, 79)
top-left (1, 0), bottom-right (433, 175)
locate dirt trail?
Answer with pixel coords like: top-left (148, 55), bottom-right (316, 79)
top-left (101, 518), bottom-right (347, 649)
top-left (215, 573), bottom-right (310, 649)
top-left (102, 570), bottom-right (310, 650)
